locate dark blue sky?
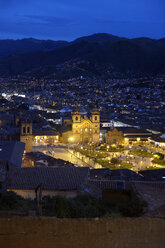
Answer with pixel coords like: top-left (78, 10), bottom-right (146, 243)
top-left (0, 0), bottom-right (165, 40)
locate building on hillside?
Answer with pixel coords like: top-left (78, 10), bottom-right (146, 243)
top-left (90, 168), bottom-right (143, 181)
top-left (7, 167), bottom-right (89, 199)
top-left (0, 113), bottom-right (60, 152)
top-left (100, 126), bottom-right (152, 145)
top-left (0, 141), bottom-right (25, 168)
top-left (149, 136), bottom-right (165, 148)
top-left (139, 169), bottom-right (165, 181)
top-left (118, 127), bottom-right (152, 144)
top-left (33, 130), bottom-right (59, 145)
top-left (62, 110), bottom-right (100, 144)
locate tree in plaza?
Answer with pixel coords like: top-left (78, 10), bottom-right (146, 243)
top-left (111, 158), bottom-right (120, 164)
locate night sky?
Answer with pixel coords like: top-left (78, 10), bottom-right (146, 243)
top-left (0, 0), bottom-right (165, 40)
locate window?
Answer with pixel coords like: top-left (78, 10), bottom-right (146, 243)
top-left (23, 127), bottom-right (26, 134)
top-left (75, 116), bottom-right (78, 121)
top-left (95, 116), bottom-right (97, 121)
top-left (27, 127), bottom-right (30, 134)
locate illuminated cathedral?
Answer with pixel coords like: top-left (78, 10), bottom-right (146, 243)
top-left (62, 110), bottom-right (100, 144)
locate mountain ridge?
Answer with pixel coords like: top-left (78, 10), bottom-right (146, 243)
top-left (0, 33), bottom-right (165, 76)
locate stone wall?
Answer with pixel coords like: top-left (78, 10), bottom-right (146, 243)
top-left (0, 217), bottom-right (164, 248)
top-left (20, 135), bottom-right (33, 153)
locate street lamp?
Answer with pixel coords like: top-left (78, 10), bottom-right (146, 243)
top-left (124, 138), bottom-right (129, 143)
top-left (68, 137), bottom-right (74, 150)
top-left (68, 137), bottom-right (74, 142)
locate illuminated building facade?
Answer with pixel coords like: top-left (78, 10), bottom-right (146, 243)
top-left (20, 120), bottom-right (33, 153)
top-left (33, 134), bottom-right (59, 145)
top-left (20, 121), bottom-right (59, 150)
top-left (63, 110), bottom-right (100, 144)
top-left (106, 128), bottom-right (124, 145)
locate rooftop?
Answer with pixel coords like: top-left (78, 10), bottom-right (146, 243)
top-left (0, 141), bottom-right (25, 168)
top-left (7, 167), bottom-right (89, 191)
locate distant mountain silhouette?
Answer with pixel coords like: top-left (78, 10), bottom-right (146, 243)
top-left (0, 38), bottom-right (68, 58)
top-left (0, 33), bottom-right (125, 59)
top-left (73, 33), bottom-right (126, 44)
top-left (0, 33), bottom-right (165, 75)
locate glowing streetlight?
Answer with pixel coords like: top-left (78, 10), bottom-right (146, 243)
top-left (68, 137), bottom-right (74, 142)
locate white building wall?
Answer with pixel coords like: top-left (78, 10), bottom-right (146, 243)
top-left (8, 189), bottom-right (79, 199)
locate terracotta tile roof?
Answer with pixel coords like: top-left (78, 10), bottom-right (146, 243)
top-left (7, 167), bottom-right (89, 191)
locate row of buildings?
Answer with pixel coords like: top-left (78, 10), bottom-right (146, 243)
top-left (0, 140), bottom-right (165, 201)
top-left (0, 73), bottom-right (164, 133)
top-left (1, 108), bottom-right (164, 154)
top-left (62, 109), bottom-right (154, 146)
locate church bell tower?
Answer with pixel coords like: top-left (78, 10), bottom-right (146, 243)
top-left (20, 120), bottom-right (33, 153)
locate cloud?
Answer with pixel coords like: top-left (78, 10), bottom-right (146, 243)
top-left (0, 0), bottom-right (165, 39)
top-left (97, 18), bottom-right (165, 25)
top-left (23, 15), bottom-right (72, 25)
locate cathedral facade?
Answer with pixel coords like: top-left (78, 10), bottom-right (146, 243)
top-left (106, 128), bottom-right (124, 145)
top-left (62, 110), bottom-right (100, 144)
